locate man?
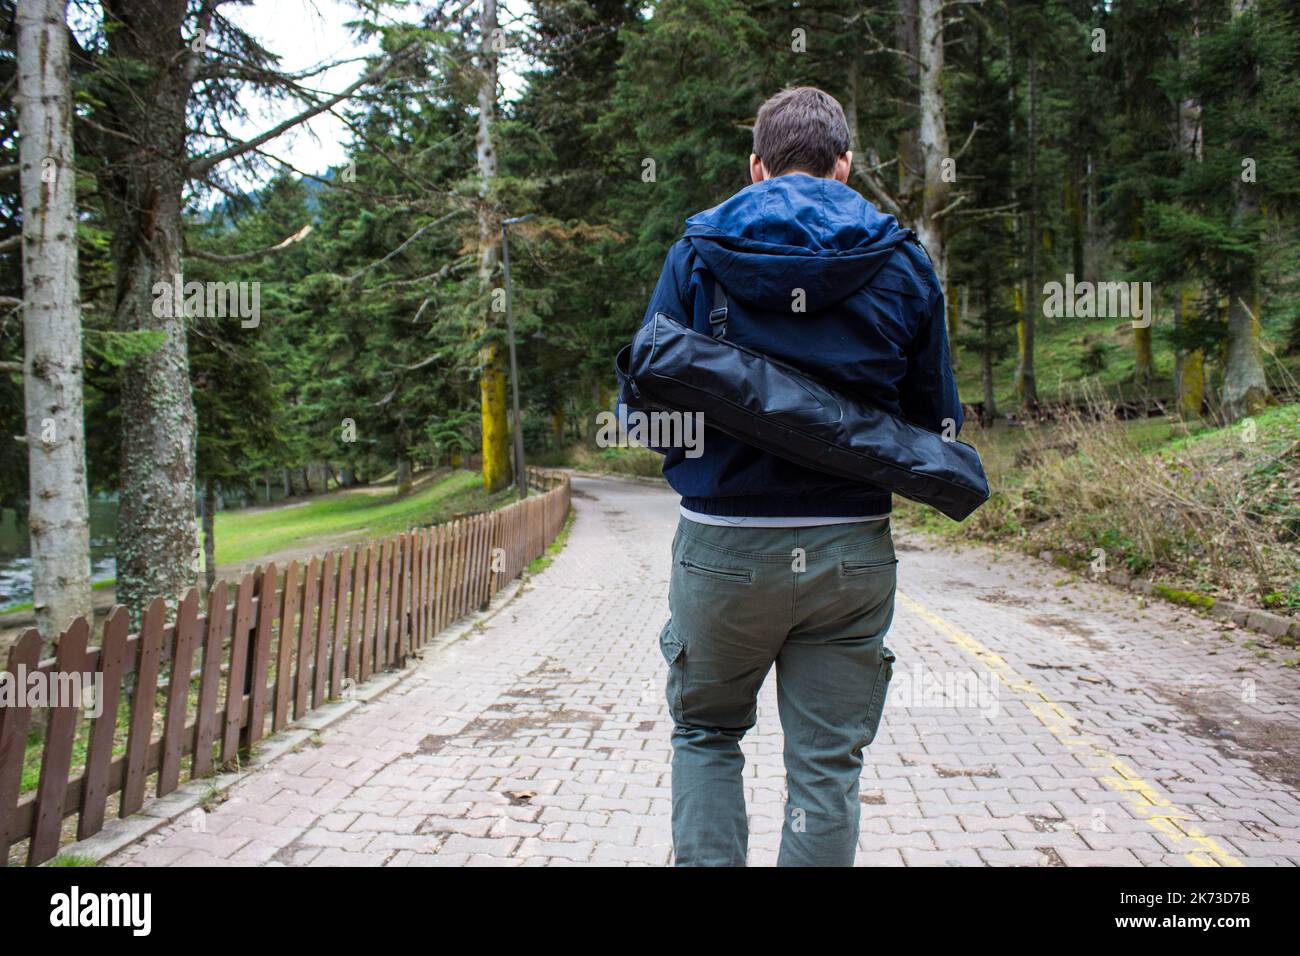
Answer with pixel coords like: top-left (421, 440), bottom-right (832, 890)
top-left (629, 87), bottom-right (962, 866)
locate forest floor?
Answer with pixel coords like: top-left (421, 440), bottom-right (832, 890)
top-left (900, 403), bottom-right (1300, 620)
top-left (100, 473), bottom-right (1300, 867)
top-left (0, 468), bottom-right (509, 648)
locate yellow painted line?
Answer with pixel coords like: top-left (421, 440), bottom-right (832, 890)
top-left (896, 590), bottom-right (1242, 867)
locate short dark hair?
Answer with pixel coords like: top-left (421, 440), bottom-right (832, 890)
top-left (752, 87), bottom-right (852, 178)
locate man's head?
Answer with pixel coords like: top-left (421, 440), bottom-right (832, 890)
top-left (750, 87), bottom-right (853, 185)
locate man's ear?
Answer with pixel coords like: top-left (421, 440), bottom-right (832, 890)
top-left (750, 153), bottom-right (766, 184)
top-left (832, 151), bottom-right (852, 184)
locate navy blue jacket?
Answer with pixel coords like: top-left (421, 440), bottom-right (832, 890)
top-left (629, 172), bottom-right (962, 518)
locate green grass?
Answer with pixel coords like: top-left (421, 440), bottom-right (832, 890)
top-left (21, 696), bottom-right (132, 795)
top-left (956, 303), bottom-right (1298, 410)
top-left (1159, 402), bottom-right (1299, 456)
top-left (46, 854), bottom-right (100, 867)
top-left (527, 509), bottom-right (576, 575)
top-left (2, 471), bottom-right (513, 609)
top-left (212, 469), bottom-right (514, 567)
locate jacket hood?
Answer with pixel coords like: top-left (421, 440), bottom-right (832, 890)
top-left (684, 173), bottom-right (909, 313)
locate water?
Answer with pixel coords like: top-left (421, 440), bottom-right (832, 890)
top-left (0, 497), bottom-right (119, 611)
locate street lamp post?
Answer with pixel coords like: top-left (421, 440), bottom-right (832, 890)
top-left (501, 214), bottom-right (533, 501)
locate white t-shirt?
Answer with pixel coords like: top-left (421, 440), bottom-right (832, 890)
top-left (679, 505), bottom-right (889, 528)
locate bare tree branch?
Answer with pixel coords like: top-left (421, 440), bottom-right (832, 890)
top-left (187, 0), bottom-right (477, 178)
top-left (931, 194), bottom-right (969, 221)
top-left (345, 211), bottom-right (467, 282)
top-left (363, 257), bottom-right (471, 292)
top-left (185, 224), bottom-right (314, 263)
top-left (188, 44), bottom-right (416, 177)
top-left (851, 152), bottom-right (905, 220)
top-left (952, 121), bottom-right (983, 160)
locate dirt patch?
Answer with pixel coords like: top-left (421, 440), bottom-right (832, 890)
top-left (978, 588), bottom-right (1032, 608)
top-left (934, 765), bottom-right (1001, 779)
top-left (1027, 812), bottom-right (1069, 832)
top-left (418, 734), bottom-right (451, 754)
top-left (1158, 681), bottom-right (1300, 793)
top-left (1037, 847), bottom-right (1067, 866)
top-left (1026, 613), bottom-right (1095, 638)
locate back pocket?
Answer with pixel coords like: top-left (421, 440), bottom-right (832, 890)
top-left (840, 557), bottom-right (897, 577)
top-left (679, 559), bottom-right (753, 584)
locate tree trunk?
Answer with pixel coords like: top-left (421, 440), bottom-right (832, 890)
top-left (1129, 221), bottom-right (1153, 387)
top-left (1084, 152), bottom-right (1099, 282)
top-left (99, 0), bottom-right (197, 626)
top-left (981, 309), bottom-right (998, 428)
top-left (1065, 165), bottom-right (1085, 280)
top-left (475, 0), bottom-right (511, 493)
top-left (1221, 0), bottom-right (1267, 422)
top-left (1178, 289), bottom-right (1206, 419)
top-left (894, 0), bottom-right (923, 201)
top-left (1134, 326), bottom-right (1153, 386)
top-left (1018, 45), bottom-right (1040, 408)
top-left (396, 456), bottom-right (413, 496)
top-left (551, 407), bottom-right (566, 449)
top-left (16, 0), bottom-right (94, 646)
top-left (1175, 32), bottom-right (1204, 419)
top-left (1222, 282), bottom-right (1266, 421)
top-left (202, 478), bottom-right (216, 592)
top-left (915, 0), bottom-right (951, 302)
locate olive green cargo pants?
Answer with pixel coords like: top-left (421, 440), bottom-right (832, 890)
top-left (661, 516), bottom-right (897, 866)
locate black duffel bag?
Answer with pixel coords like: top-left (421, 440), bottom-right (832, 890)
top-left (614, 287), bottom-right (990, 522)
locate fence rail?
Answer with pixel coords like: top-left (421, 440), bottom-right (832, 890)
top-left (0, 468), bottom-right (571, 866)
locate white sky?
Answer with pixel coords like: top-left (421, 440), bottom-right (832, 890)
top-left (225, 0), bottom-right (530, 183)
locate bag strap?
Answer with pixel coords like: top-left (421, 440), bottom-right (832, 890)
top-left (902, 228), bottom-right (933, 265)
top-left (708, 276), bottom-right (728, 339)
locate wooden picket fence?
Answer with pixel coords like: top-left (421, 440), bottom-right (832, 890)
top-left (0, 467), bottom-right (571, 866)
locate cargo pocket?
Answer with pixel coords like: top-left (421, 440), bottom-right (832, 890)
top-left (659, 621), bottom-right (685, 724)
top-left (863, 645), bottom-right (896, 747)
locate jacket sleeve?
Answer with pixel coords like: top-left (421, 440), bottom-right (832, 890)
top-left (642, 238), bottom-right (696, 327)
top-left (899, 287), bottom-right (964, 437)
top-left (616, 240), bottom-right (696, 455)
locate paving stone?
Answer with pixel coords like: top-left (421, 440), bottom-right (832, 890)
top-left (96, 475), bottom-right (1300, 869)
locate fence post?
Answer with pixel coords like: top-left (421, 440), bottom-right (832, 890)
top-left (158, 592), bottom-right (200, 797)
top-left (81, 607), bottom-right (132, 837)
top-left (245, 563), bottom-right (279, 749)
top-left (27, 617), bottom-right (89, 865)
top-left (0, 630), bottom-right (42, 866)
